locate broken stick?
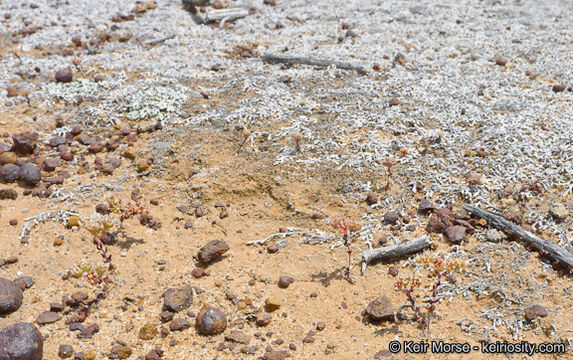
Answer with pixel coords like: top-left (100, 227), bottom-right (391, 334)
top-left (361, 236), bottom-right (430, 275)
top-left (260, 54), bottom-right (366, 75)
top-left (204, 8), bottom-right (249, 24)
top-left (462, 204), bottom-right (573, 269)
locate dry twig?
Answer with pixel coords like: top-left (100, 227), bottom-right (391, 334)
top-left (361, 236), bottom-right (431, 274)
top-left (260, 54), bottom-right (366, 74)
top-left (462, 205), bottom-right (573, 269)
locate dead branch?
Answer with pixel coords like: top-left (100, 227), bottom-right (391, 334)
top-left (260, 54), bottom-right (366, 74)
top-left (462, 204), bottom-right (573, 269)
top-left (142, 35), bottom-right (176, 46)
top-left (204, 8), bottom-right (249, 24)
top-left (361, 236), bottom-right (431, 274)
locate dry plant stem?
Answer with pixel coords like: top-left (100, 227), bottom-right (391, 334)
top-left (462, 205), bottom-right (573, 268)
top-left (260, 54), bottom-right (366, 74)
top-left (361, 236), bottom-right (430, 274)
top-left (405, 289), bottom-right (420, 321)
top-left (142, 35), bottom-right (176, 46)
top-left (426, 272), bottom-right (443, 335)
top-left (344, 234), bottom-right (352, 280)
top-left (93, 235), bottom-right (112, 268)
top-left (203, 8), bottom-right (249, 23)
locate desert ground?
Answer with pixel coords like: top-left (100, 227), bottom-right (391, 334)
top-left (0, 0), bottom-right (572, 359)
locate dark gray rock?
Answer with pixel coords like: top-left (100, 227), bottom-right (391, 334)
top-left (196, 306), bottom-right (227, 335)
top-left (163, 286), bottom-right (193, 313)
top-left (0, 322), bottom-right (43, 360)
top-left (366, 296), bottom-right (395, 322)
top-left (19, 164), bottom-right (41, 186)
top-left (445, 225), bottom-right (466, 244)
top-left (0, 277), bottom-right (23, 314)
top-left (36, 311), bottom-right (62, 325)
top-left (58, 344), bottom-right (73, 358)
top-left (1, 164), bottom-right (20, 183)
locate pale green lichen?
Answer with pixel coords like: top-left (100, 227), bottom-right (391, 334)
top-left (124, 84), bottom-right (189, 122)
top-left (43, 78), bottom-right (104, 102)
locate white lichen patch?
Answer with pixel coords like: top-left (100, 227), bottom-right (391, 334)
top-left (124, 84), bottom-right (190, 123)
top-left (43, 78), bottom-right (106, 103)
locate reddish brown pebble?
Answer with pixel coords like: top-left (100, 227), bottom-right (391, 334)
top-left (389, 97), bottom-right (400, 106)
top-left (60, 150), bottom-right (74, 161)
top-left (0, 188), bottom-right (18, 200)
top-left (50, 302), bottom-right (65, 312)
top-left (87, 142), bottom-right (104, 153)
top-left (198, 240), bottom-right (229, 264)
top-left (9, 219), bottom-right (17, 226)
top-left (192, 267), bottom-right (207, 278)
top-left (159, 310), bottom-right (174, 322)
top-left (55, 68), bottom-right (73, 83)
top-left (302, 335), bottom-right (315, 343)
top-left (524, 304), bottom-right (548, 322)
top-left (278, 276), bottom-right (294, 289)
top-left (169, 318), bottom-right (191, 332)
top-left (388, 266), bottom-right (399, 277)
top-left (552, 84), bottom-right (566, 93)
top-left (365, 192), bottom-right (378, 205)
top-left (384, 211), bottom-right (399, 224)
top-left (495, 56), bottom-right (508, 66)
top-left (418, 199), bottom-right (436, 212)
top-left (144, 349), bottom-right (163, 360)
top-left (316, 322), bottom-right (326, 331)
top-left (256, 313), bottom-right (272, 327)
top-left (267, 244), bottom-right (279, 253)
top-left (160, 326), bottom-right (169, 338)
top-left (445, 225), bottom-right (466, 244)
top-left (366, 296), bottom-right (395, 322)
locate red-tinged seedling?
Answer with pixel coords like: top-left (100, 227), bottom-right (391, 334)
top-left (395, 252), bottom-right (467, 336)
top-left (294, 133), bottom-right (302, 152)
top-left (329, 218), bottom-right (362, 281)
top-left (382, 158), bottom-right (395, 190)
top-left (71, 263), bottom-right (108, 286)
top-left (395, 276), bottom-right (422, 321)
top-left (81, 197), bottom-right (150, 269)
